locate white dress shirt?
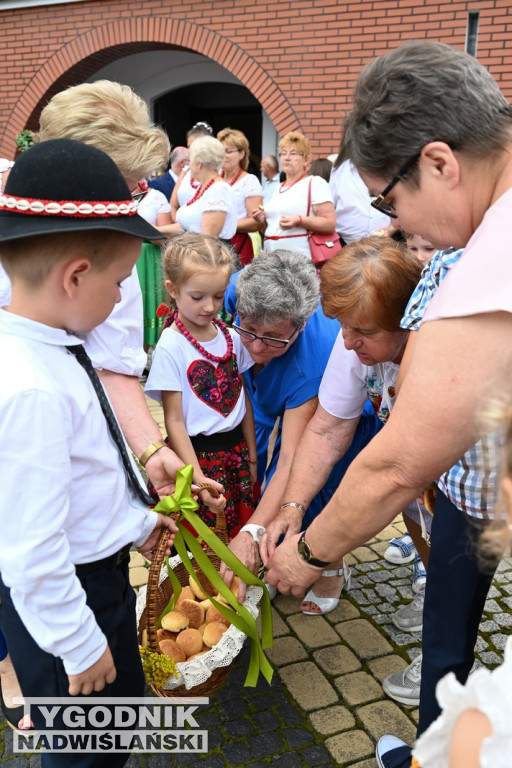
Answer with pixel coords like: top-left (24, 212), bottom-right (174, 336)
top-left (0, 309), bottom-right (157, 674)
top-left (329, 160), bottom-right (390, 244)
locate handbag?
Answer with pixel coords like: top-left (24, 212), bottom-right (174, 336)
top-left (306, 179), bottom-right (342, 267)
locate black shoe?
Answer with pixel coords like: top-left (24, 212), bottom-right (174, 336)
top-left (0, 677), bottom-right (32, 732)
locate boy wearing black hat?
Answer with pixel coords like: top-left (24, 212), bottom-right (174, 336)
top-left (0, 139), bottom-right (178, 767)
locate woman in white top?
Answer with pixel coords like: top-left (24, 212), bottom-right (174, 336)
top-left (252, 131), bottom-right (336, 260)
top-left (135, 186), bottom-right (172, 347)
top-left (159, 136), bottom-right (237, 242)
top-left (217, 127), bottom-right (263, 265)
top-left (170, 121), bottom-right (214, 218)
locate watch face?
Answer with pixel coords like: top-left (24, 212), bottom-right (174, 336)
top-left (298, 536), bottom-right (310, 561)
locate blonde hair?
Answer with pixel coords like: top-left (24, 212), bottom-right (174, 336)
top-left (162, 233), bottom-right (234, 309)
top-left (278, 131), bottom-right (311, 159)
top-left (38, 80), bottom-right (170, 180)
top-left (217, 128), bottom-right (250, 171)
top-left (320, 236), bottom-right (422, 331)
top-left (189, 136), bottom-right (225, 171)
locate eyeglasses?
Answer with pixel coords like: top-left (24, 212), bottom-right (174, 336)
top-left (278, 150), bottom-right (302, 159)
top-left (224, 148), bottom-right (240, 155)
top-left (131, 180), bottom-right (149, 203)
top-left (370, 154), bottom-right (420, 218)
top-left (232, 323), bottom-right (299, 349)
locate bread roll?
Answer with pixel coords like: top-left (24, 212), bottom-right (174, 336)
top-left (176, 599), bottom-right (205, 630)
top-left (161, 611), bottom-right (189, 632)
top-left (159, 638), bottom-right (186, 663)
top-left (206, 604), bottom-right (231, 627)
top-left (189, 570), bottom-right (216, 600)
top-left (176, 586), bottom-right (195, 606)
top-left (176, 628), bottom-right (203, 658)
top-left (157, 628), bottom-right (177, 643)
top-left (203, 621), bottom-right (228, 648)
top-left (187, 650), bottom-right (209, 661)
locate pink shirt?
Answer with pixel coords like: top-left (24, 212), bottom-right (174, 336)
top-left (423, 186), bottom-right (512, 322)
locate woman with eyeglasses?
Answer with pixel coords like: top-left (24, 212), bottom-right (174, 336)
top-left (217, 128), bottom-right (263, 266)
top-left (252, 132), bottom-right (336, 260)
top-left (221, 249), bottom-right (380, 603)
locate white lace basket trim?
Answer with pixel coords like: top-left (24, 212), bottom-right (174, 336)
top-left (136, 552), bottom-right (261, 690)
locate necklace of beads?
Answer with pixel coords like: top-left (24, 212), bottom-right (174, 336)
top-left (173, 311), bottom-right (233, 362)
top-left (279, 172), bottom-right (308, 193)
top-left (221, 167), bottom-right (244, 186)
top-left (190, 175), bottom-right (200, 189)
top-left (186, 176), bottom-right (217, 206)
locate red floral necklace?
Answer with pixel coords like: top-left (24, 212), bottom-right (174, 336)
top-left (221, 167), bottom-right (244, 186)
top-left (279, 172), bottom-right (308, 193)
top-left (186, 176), bottom-right (218, 206)
top-left (173, 311), bottom-right (233, 363)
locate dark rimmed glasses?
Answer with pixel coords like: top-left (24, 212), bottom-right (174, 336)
top-left (370, 153), bottom-right (420, 218)
top-left (232, 323), bottom-right (299, 349)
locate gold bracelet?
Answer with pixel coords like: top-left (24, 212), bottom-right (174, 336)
top-left (138, 440), bottom-right (167, 467)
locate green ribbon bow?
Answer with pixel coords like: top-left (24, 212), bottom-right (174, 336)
top-left (153, 465), bottom-right (273, 687)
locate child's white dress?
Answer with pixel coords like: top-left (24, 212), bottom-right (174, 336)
top-left (413, 636), bottom-right (512, 767)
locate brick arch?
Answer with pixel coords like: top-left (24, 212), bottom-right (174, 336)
top-left (4, 17), bottom-right (300, 155)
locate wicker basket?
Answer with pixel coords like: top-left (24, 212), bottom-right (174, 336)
top-left (137, 489), bottom-right (239, 698)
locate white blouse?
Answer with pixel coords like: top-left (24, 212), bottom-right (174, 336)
top-left (176, 180), bottom-right (237, 240)
top-left (413, 637), bottom-right (512, 767)
top-left (230, 172), bottom-right (263, 221)
top-left (137, 186), bottom-right (171, 225)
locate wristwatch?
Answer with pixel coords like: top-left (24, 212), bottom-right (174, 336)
top-left (297, 531), bottom-right (330, 568)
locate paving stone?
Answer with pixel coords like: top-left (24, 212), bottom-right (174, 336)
top-left (29, 757), bottom-right (42, 768)
top-left (367, 654), bottom-right (410, 683)
top-left (324, 598), bottom-right (360, 624)
top-left (129, 566), bottom-right (149, 587)
top-left (252, 709), bottom-right (281, 732)
top-left (334, 671), bottom-right (383, 705)
top-left (222, 741), bottom-right (251, 765)
top-left (493, 612), bottom-right (512, 628)
top-left (350, 760), bottom-right (378, 768)
top-left (309, 704), bottom-right (355, 735)
top-left (248, 731), bottom-right (284, 759)
top-left (369, 541), bottom-right (389, 557)
top-left (266, 636), bottom-right (308, 666)
top-left (335, 619), bottom-right (393, 659)
top-left (223, 716), bottom-right (256, 738)
top-left (325, 729), bottom-right (374, 763)
top-left (273, 594), bottom-right (302, 616)
top-left (277, 702), bottom-right (307, 726)
top-left (350, 546), bottom-right (379, 563)
top-left (282, 727), bottom-right (314, 748)
top-left (355, 561), bottom-right (381, 573)
top-left (483, 599), bottom-right (501, 612)
top-left (375, 523), bottom-right (406, 541)
top-left (491, 633), bottom-right (508, 651)
top-left (300, 743), bottom-right (333, 765)
top-left (368, 570), bottom-right (394, 583)
top-left (129, 550), bottom-right (147, 568)
top-left (218, 697), bottom-right (249, 721)
top-left (479, 620), bottom-right (499, 632)
top-left (479, 651), bottom-right (503, 665)
top-left (279, 662), bottom-right (338, 711)
top-left (313, 644), bottom-right (361, 676)
top-left (267, 607), bottom-right (290, 637)
top-left (474, 636), bottom-right (488, 652)
top-left (286, 614), bottom-right (340, 649)
top-left (357, 700), bottom-right (417, 744)
top-left (270, 752), bottom-right (301, 767)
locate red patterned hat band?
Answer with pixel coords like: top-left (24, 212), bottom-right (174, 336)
top-left (0, 194), bottom-right (138, 218)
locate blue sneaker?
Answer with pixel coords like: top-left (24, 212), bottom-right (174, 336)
top-left (384, 533), bottom-right (415, 565)
top-left (412, 552), bottom-right (427, 594)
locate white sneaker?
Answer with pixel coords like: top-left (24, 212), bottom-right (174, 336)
top-left (412, 553), bottom-right (427, 594)
top-left (392, 591), bottom-right (424, 633)
top-left (382, 654), bottom-right (422, 706)
top-left (384, 534), bottom-right (415, 565)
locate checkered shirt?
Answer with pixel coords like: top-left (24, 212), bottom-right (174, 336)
top-left (401, 248), bottom-right (500, 519)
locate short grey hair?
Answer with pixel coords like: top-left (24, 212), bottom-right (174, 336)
top-left (340, 40), bottom-right (512, 183)
top-left (236, 250), bottom-right (319, 328)
top-left (189, 136), bottom-right (225, 172)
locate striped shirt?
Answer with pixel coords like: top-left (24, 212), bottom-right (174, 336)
top-left (401, 248), bottom-right (501, 519)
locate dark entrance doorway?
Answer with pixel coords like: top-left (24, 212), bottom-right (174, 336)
top-left (153, 82), bottom-right (262, 174)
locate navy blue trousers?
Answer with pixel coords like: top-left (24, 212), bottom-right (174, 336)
top-left (0, 558), bottom-right (144, 768)
top-left (381, 490), bottom-right (495, 767)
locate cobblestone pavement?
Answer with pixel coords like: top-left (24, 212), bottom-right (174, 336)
top-left (2, 397), bottom-right (511, 766)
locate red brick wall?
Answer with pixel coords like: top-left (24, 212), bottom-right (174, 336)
top-left (0, 0), bottom-right (511, 159)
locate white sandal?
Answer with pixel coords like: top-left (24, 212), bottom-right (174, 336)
top-left (301, 561), bottom-right (351, 615)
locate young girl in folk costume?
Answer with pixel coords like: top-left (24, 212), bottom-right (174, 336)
top-left (145, 233), bottom-right (258, 537)
top-left (406, 397), bottom-right (512, 768)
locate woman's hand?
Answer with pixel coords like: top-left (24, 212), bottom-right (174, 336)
top-left (219, 529), bottom-right (261, 603)
top-left (279, 214), bottom-right (302, 230)
top-left (260, 506), bottom-right (303, 565)
top-left (252, 206), bottom-right (266, 225)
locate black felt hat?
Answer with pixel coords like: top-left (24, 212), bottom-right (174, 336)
top-left (0, 138), bottom-right (164, 243)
